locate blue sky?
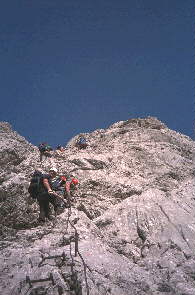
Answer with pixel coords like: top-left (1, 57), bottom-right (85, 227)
top-left (0, 0), bottom-right (194, 147)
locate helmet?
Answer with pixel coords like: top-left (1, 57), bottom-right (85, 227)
top-left (49, 167), bottom-right (57, 173)
top-left (71, 178), bottom-right (79, 185)
top-left (60, 176), bottom-right (67, 182)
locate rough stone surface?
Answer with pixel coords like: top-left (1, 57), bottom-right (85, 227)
top-left (0, 117), bottom-right (195, 295)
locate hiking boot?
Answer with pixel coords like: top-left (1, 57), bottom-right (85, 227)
top-left (38, 217), bottom-right (46, 224)
top-left (47, 215), bottom-right (55, 221)
top-left (55, 204), bottom-right (66, 215)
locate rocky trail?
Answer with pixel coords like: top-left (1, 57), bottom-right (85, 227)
top-left (0, 117), bottom-right (195, 295)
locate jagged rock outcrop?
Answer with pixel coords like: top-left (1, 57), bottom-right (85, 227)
top-left (0, 117), bottom-right (195, 295)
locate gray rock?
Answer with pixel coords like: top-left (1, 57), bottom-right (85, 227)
top-left (0, 117), bottom-right (195, 295)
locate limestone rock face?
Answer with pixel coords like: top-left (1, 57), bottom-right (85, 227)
top-left (0, 122), bottom-right (35, 173)
top-left (0, 117), bottom-right (195, 295)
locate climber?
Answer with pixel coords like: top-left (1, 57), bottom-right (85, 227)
top-left (38, 142), bottom-right (53, 162)
top-left (63, 176), bottom-right (79, 205)
top-left (36, 168), bottom-right (79, 223)
top-left (36, 167), bottom-right (66, 223)
top-left (55, 145), bottom-right (65, 155)
top-left (76, 137), bottom-right (88, 149)
top-left (56, 145), bottom-right (65, 152)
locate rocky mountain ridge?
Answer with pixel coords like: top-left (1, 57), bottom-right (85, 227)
top-left (0, 117), bottom-right (195, 295)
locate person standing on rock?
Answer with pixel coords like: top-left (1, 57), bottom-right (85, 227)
top-left (76, 137), bottom-right (88, 149)
top-left (38, 142), bottom-right (53, 162)
top-left (36, 168), bottom-right (79, 223)
top-left (37, 167), bottom-right (66, 223)
top-left (63, 176), bottom-right (79, 204)
top-left (55, 145), bottom-right (65, 156)
top-left (56, 145), bottom-right (65, 152)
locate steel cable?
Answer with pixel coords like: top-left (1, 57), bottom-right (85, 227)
top-left (24, 189), bottom-right (90, 295)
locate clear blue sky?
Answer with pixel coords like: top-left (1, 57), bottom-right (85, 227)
top-left (0, 0), bottom-right (194, 147)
